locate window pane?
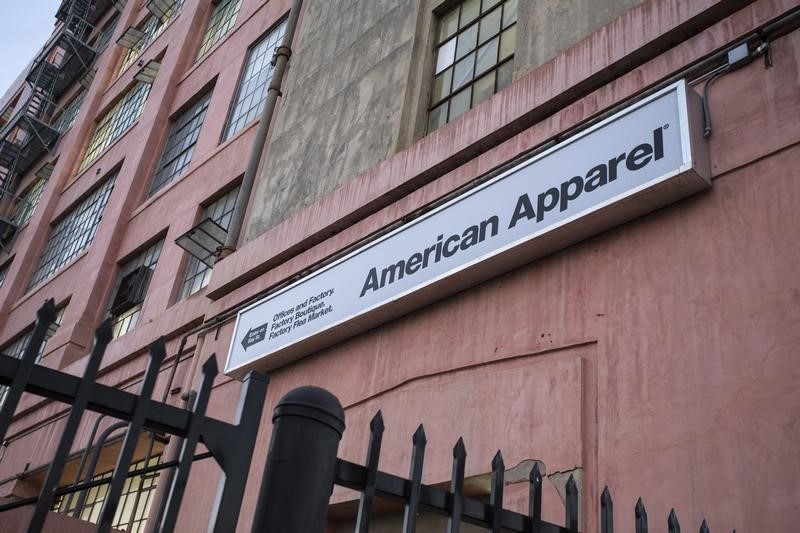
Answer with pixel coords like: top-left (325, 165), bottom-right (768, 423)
top-left (81, 82), bottom-right (151, 170)
top-left (475, 37), bottom-right (498, 75)
top-left (496, 59), bottom-right (513, 91)
top-left (455, 24), bottom-right (478, 60)
top-left (222, 19), bottom-right (287, 141)
top-left (472, 70), bottom-right (496, 105)
top-left (502, 0), bottom-right (517, 28)
top-left (479, 6), bottom-right (502, 44)
top-left (119, 1), bottom-right (184, 73)
top-left (427, 102), bottom-right (448, 132)
top-left (499, 25), bottom-right (516, 61)
top-left (428, 0), bottom-right (515, 132)
top-left (460, 0), bottom-right (480, 27)
top-left (197, 0), bottom-right (243, 59)
top-left (149, 91), bottom-right (213, 196)
top-left (178, 187), bottom-right (240, 299)
top-left (449, 87), bottom-right (471, 120)
top-left (53, 91), bottom-right (86, 133)
top-left (435, 37), bottom-right (456, 73)
top-left (439, 7), bottom-right (459, 42)
top-left (482, 0), bottom-right (501, 12)
top-left (452, 52), bottom-right (475, 90)
top-left (108, 239), bottom-right (163, 338)
top-left (28, 176), bottom-right (116, 290)
top-left (10, 177), bottom-right (48, 227)
top-left (431, 68), bottom-right (453, 102)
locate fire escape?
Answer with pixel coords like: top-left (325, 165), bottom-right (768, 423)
top-left (0, 0), bottom-right (104, 248)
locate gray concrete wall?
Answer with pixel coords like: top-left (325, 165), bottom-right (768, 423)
top-left (245, 0), bottom-right (643, 238)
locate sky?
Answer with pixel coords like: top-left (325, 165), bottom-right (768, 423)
top-left (0, 1), bottom-right (63, 99)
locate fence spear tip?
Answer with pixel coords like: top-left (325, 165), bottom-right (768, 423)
top-left (201, 355), bottom-right (219, 377)
top-left (492, 450), bottom-right (504, 471)
top-left (530, 462), bottom-right (543, 483)
top-left (668, 508), bottom-right (680, 530)
top-left (601, 485), bottom-right (612, 506)
top-left (370, 410), bottom-right (384, 432)
top-left (699, 518), bottom-right (710, 533)
top-left (453, 436), bottom-right (466, 458)
top-left (412, 424), bottom-right (426, 445)
top-left (635, 497), bottom-right (647, 516)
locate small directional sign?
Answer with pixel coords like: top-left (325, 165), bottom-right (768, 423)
top-left (241, 323), bottom-right (269, 350)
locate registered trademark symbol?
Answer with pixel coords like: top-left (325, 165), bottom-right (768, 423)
top-left (663, 123), bottom-right (669, 129)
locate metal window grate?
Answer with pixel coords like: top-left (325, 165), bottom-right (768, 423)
top-left (27, 176), bottom-right (115, 289)
top-left (118, 0), bottom-right (184, 73)
top-left (0, 263), bottom-right (7, 290)
top-left (197, 0), bottom-right (243, 59)
top-left (178, 186), bottom-right (239, 299)
top-left (108, 239), bottom-right (163, 339)
top-left (221, 18), bottom-right (287, 141)
top-left (80, 82), bottom-right (151, 170)
top-left (428, 0), bottom-right (517, 132)
top-left (148, 90), bottom-right (212, 196)
top-left (53, 90), bottom-right (86, 133)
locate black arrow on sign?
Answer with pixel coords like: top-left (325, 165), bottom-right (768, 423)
top-left (241, 323), bottom-right (269, 350)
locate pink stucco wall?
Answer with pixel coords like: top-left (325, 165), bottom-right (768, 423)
top-left (0, 0), bottom-right (797, 531)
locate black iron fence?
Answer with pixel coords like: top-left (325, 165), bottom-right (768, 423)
top-left (0, 299), bottom-right (267, 532)
top-left (252, 387), bottom-right (723, 533)
top-left (0, 300), bottom-right (727, 532)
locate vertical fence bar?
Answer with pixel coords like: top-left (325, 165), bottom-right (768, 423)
top-left (158, 355), bottom-right (218, 531)
top-left (635, 498), bottom-right (648, 533)
top-left (490, 451), bottom-right (504, 533)
top-left (401, 425), bottom-right (426, 533)
top-left (97, 338), bottom-right (166, 533)
top-left (565, 474), bottom-right (578, 532)
top-left (355, 411), bottom-right (384, 533)
top-left (250, 386), bottom-right (345, 533)
top-left (668, 509), bottom-right (681, 533)
top-left (27, 319), bottom-right (112, 533)
top-left (208, 372), bottom-right (268, 533)
top-left (601, 486), bottom-right (613, 533)
top-left (528, 462), bottom-right (543, 532)
top-left (447, 438), bottom-right (466, 533)
top-left (0, 299), bottom-right (56, 443)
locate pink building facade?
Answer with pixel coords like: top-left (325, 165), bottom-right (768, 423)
top-left (0, 0), bottom-right (797, 531)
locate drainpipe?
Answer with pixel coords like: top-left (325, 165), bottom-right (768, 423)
top-left (217, 0), bottom-right (304, 260)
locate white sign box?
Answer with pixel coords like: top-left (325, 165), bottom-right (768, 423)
top-left (226, 80), bottom-right (710, 375)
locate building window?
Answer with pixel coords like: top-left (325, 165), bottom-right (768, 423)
top-left (80, 82), bottom-right (151, 170)
top-left (53, 90), bottom-right (86, 133)
top-left (10, 177), bottom-right (48, 227)
top-left (148, 90), bottom-right (213, 196)
top-left (0, 306), bottom-right (66, 405)
top-left (428, 0), bottom-right (517, 132)
top-left (197, 0), bottom-right (243, 60)
top-left (178, 186), bottom-right (238, 299)
top-left (222, 19), bottom-right (287, 141)
top-left (27, 176), bottom-right (115, 290)
top-left (0, 262), bottom-right (7, 290)
top-left (119, 1), bottom-right (184, 73)
top-left (108, 239), bottom-right (163, 339)
top-left (92, 13), bottom-right (120, 54)
top-left (52, 454), bottom-right (161, 532)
